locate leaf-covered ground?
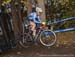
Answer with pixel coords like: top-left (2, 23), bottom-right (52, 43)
top-left (0, 31), bottom-right (75, 57)
top-left (56, 31), bottom-right (75, 47)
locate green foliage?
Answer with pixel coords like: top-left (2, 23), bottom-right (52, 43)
top-left (2, 0), bottom-right (11, 6)
top-left (45, 0), bottom-right (75, 28)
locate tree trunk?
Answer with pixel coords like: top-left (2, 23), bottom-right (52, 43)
top-left (11, 0), bottom-right (21, 39)
top-left (37, 0), bottom-right (46, 21)
top-left (27, 0), bottom-right (32, 14)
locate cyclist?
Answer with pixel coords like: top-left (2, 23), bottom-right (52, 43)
top-left (28, 7), bottom-right (43, 37)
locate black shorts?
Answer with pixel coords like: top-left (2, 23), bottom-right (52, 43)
top-left (36, 23), bottom-right (41, 29)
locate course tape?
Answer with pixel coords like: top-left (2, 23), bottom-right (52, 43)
top-left (47, 17), bottom-right (75, 25)
top-left (45, 28), bottom-right (75, 35)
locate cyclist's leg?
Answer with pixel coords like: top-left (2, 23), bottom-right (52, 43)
top-left (29, 21), bottom-right (36, 36)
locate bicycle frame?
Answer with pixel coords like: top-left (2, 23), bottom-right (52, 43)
top-left (34, 29), bottom-right (42, 42)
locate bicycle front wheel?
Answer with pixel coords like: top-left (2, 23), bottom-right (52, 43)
top-left (40, 30), bottom-right (56, 47)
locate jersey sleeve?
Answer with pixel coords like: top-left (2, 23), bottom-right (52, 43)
top-left (34, 16), bottom-right (41, 23)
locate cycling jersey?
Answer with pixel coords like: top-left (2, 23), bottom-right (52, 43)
top-left (28, 12), bottom-right (41, 23)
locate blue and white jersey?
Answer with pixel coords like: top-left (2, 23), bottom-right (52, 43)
top-left (28, 12), bottom-right (41, 23)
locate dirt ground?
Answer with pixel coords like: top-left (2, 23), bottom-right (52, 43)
top-left (0, 31), bottom-right (75, 57)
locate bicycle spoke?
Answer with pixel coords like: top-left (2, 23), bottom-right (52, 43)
top-left (40, 30), bottom-right (57, 47)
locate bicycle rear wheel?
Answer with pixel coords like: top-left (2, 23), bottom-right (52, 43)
top-left (40, 30), bottom-right (56, 47)
top-left (19, 34), bottom-right (33, 48)
top-left (19, 23), bottom-right (33, 48)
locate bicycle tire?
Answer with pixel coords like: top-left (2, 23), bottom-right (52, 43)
top-left (39, 30), bottom-right (57, 47)
top-left (19, 23), bottom-right (33, 48)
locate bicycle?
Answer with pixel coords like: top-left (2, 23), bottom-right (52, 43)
top-left (19, 19), bottom-right (57, 47)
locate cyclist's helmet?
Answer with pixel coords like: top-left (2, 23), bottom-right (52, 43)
top-left (36, 7), bottom-right (43, 13)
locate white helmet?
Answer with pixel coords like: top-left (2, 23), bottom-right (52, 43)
top-left (36, 7), bottom-right (43, 13)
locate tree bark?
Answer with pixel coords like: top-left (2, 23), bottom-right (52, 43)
top-left (27, 0), bottom-right (32, 14)
top-left (37, 0), bottom-right (46, 21)
top-left (11, 0), bottom-right (21, 39)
